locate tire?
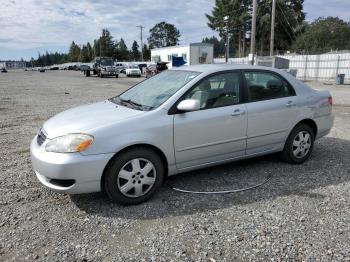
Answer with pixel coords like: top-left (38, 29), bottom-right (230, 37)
top-left (104, 147), bottom-right (164, 205)
top-left (115, 74), bottom-right (119, 78)
top-left (281, 124), bottom-right (315, 164)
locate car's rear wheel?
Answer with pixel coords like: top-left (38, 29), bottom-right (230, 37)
top-left (281, 124), bottom-right (314, 164)
top-left (104, 147), bottom-right (164, 205)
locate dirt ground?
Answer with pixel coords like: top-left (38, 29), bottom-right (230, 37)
top-left (0, 70), bottom-right (349, 261)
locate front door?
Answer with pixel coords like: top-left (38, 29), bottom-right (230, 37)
top-left (173, 71), bottom-right (247, 170)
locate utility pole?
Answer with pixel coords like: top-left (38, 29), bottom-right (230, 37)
top-left (250, 0), bottom-right (257, 65)
top-left (136, 25), bottom-right (145, 61)
top-left (270, 0), bottom-right (276, 56)
top-left (224, 16), bottom-right (229, 63)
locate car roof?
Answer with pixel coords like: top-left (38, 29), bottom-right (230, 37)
top-left (170, 64), bottom-right (283, 74)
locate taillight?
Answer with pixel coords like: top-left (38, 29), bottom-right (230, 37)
top-left (328, 96), bottom-right (333, 106)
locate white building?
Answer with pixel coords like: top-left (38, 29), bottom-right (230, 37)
top-left (151, 43), bottom-right (214, 68)
top-left (0, 60), bottom-right (26, 69)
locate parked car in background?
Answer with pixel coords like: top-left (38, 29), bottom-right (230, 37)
top-left (92, 57), bottom-right (119, 78)
top-left (145, 62), bottom-right (168, 78)
top-left (125, 64), bottom-right (142, 77)
top-left (115, 63), bottom-right (126, 73)
top-left (1, 67), bottom-right (7, 73)
top-left (80, 64), bottom-right (90, 71)
top-left (39, 68), bottom-right (45, 73)
top-left (30, 64), bottom-right (334, 205)
top-left (138, 63), bottom-right (148, 74)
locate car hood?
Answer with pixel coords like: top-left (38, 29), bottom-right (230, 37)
top-left (43, 100), bottom-right (143, 138)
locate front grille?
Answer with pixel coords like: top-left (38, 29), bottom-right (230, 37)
top-left (37, 129), bottom-right (47, 146)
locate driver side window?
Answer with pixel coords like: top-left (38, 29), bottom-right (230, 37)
top-left (185, 72), bottom-right (240, 110)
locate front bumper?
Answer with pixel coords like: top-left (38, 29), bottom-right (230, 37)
top-left (30, 136), bottom-right (114, 194)
top-left (101, 70), bottom-right (118, 76)
top-left (127, 71), bottom-right (141, 76)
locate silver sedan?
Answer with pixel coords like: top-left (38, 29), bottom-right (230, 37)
top-left (30, 64), bottom-right (334, 205)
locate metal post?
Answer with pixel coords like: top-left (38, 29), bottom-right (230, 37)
top-left (137, 25), bottom-right (145, 61)
top-left (270, 0), bottom-right (276, 56)
top-left (335, 55), bottom-right (340, 78)
top-left (226, 26), bottom-right (230, 63)
top-left (250, 0), bottom-right (257, 64)
top-left (304, 56), bottom-right (308, 81)
top-left (224, 16), bottom-right (229, 63)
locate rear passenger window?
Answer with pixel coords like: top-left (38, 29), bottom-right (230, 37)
top-left (185, 72), bottom-right (240, 109)
top-left (244, 72), bottom-right (295, 102)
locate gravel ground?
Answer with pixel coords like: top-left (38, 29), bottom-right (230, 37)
top-left (0, 70), bottom-right (349, 261)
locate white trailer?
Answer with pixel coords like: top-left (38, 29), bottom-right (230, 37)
top-left (151, 43), bottom-right (214, 68)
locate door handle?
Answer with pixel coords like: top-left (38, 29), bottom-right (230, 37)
top-left (231, 109), bottom-right (245, 116)
top-left (285, 101), bottom-right (296, 107)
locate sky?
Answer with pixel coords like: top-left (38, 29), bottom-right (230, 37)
top-left (1, 0), bottom-right (349, 60)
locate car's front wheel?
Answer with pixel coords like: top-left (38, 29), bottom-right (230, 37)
top-left (281, 124), bottom-right (315, 164)
top-left (104, 147), bottom-right (164, 205)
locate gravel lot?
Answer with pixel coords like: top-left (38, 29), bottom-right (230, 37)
top-left (0, 70), bottom-right (349, 261)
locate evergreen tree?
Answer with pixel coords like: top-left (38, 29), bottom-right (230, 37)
top-left (86, 42), bottom-right (93, 61)
top-left (68, 41), bottom-right (81, 61)
top-left (131, 41), bottom-right (140, 61)
top-left (117, 38), bottom-right (129, 61)
top-left (99, 29), bottom-right (115, 57)
top-left (143, 44), bottom-right (151, 60)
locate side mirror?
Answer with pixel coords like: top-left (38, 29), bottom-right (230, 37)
top-left (177, 99), bottom-right (200, 112)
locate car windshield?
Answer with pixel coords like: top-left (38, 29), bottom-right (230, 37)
top-left (129, 65), bottom-right (139, 69)
top-left (111, 70), bottom-right (201, 110)
top-left (100, 59), bottom-right (114, 66)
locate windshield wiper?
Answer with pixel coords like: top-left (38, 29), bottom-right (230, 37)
top-left (124, 99), bottom-right (143, 109)
top-left (110, 97), bottom-right (153, 111)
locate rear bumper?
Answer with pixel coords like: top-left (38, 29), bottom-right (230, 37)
top-left (127, 72), bottom-right (141, 76)
top-left (30, 136), bottom-right (114, 194)
top-left (315, 114), bottom-right (334, 139)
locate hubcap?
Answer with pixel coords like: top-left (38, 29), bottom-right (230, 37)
top-left (292, 131), bottom-right (311, 158)
top-left (117, 158), bottom-right (156, 198)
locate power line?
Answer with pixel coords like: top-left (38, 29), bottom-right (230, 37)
top-left (277, 2), bottom-right (309, 55)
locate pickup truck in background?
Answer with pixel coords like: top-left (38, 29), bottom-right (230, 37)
top-left (84, 57), bottom-right (119, 78)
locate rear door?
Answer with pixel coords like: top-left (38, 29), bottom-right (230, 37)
top-left (243, 70), bottom-right (299, 155)
top-left (173, 71), bottom-right (248, 170)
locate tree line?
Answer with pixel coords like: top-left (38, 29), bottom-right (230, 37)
top-left (31, 22), bottom-right (181, 67)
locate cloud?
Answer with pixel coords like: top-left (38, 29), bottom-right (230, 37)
top-left (0, 0), bottom-right (216, 59)
top-left (304, 0), bottom-right (350, 21)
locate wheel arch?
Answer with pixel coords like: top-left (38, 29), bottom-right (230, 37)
top-left (100, 144), bottom-right (169, 191)
top-left (295, 119), bottom-right (318, 137)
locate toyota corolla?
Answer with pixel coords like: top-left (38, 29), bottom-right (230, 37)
top-left (30, 65), bottom-right (334, 205)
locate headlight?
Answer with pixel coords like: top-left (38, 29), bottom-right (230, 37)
top-left (45, 134), bottom-right (93, 153)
